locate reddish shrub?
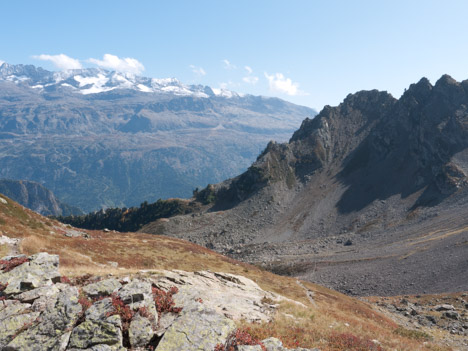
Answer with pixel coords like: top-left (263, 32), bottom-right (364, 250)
top-left (108, 293), bottom-right (134, 330)
top-left (328, 332), bottom-right (383, 351)
top-left (0, 256), bottom-right (29, 272)
top-left (215, 328), bottom-right (266, 351)
top-left (73, 273), bottom-right (93, 286)
top-left (0, 282), bottom-right (7, 301)
top-left (138, 306), bottom-right (154, 319)
top-left (78, 290), bottom-right (93, 312)
top-left (151, 286), bottom-right (182, 316)
top-left (60, 276), bottom-right (71, 284)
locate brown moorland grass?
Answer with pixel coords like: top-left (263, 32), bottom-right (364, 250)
top-left (0, 194), bottom-right (454, 350)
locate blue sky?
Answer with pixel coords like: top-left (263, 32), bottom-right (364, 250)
top-left (1, 0), bottom-right (468, 110)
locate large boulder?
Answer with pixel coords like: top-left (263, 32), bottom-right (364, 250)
top-left (5, 285), bottom-right (81, 350)
top-left (68, 318), bottom-right (123, 350)
top-left (156, 302), bottom-right (236, 351)
top-left (129, 314), bottom-right (154, 348)
top-left (0, 253), bottom-right (60, 295)
top-left (0, 311), bottom-right (41, 346)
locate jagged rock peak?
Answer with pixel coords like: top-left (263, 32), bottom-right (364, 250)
top-left (403, 77), bottom-right (433, 101)
top-left (435, 74), bottom-right (459, 87)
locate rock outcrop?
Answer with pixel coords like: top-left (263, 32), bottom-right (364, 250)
top-left (0, 252), bottom-right (319, 351)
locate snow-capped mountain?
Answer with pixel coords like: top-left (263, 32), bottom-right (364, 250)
top-left (0, 62), bottom-right (238, 98)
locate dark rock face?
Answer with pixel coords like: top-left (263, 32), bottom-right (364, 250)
top-left (142, 75), bottom-right (468, 296)
top-left (0, 179), bottom-right (82, 216)
top-left (0, 63), bottom-right (315, 212)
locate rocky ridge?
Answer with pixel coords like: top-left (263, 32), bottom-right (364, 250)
top-left (0, 179), bottom-right (82, 216)
top-left (140, 75), bottom-right (468, 296)
top-left (0, 252), bottom-right (319, 351)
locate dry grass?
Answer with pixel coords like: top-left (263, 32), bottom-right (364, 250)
top-left (0, 195), bottom-right (456, 350)
top-left (0, 244), bottom-right (9, 257)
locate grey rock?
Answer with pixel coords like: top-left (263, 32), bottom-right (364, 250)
top-left (155, 312), bottom-right (178, 337)
top-left (0, 312), bottom-right (40, 347)
top-left (68, 319), bottom-right (123, 350)
top-left (68, 345), bottom-right (126, 351)
top-left (0, 301), bottom-right (32, 321)
top-left (117, 280), bottom-right (151, 304)
top-left (444, 311), bottom-right (459, 320)
top-left (6, 285), bottom-right (81, 350)
top-left (129, 314), bottom-right (154, 348)
top-left (262, 337), bottom-right (284, 350)
top-left (238, 346), bottom-right (263, 351)
top-left (435, 304), bottom-right (455, 311)
top-left (85, 298), bottom-right (114, 321)
top-left (15, 285), bottom-right (60, 303)
top-left (156, 303), bottom-right (236, 351)
top-left (106, 315), bottom-right (123, 330)
top-left (83, 278), bottom-right (121, 298)
top-left (0, 253), bottom-right (60, 295)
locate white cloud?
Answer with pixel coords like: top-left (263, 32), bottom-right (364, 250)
top-left (264, 72), bottom-right (307, 96)
top-left (242, 66), bottom-right (258, 85)
top-left (0, 59), bottom-right (4, 66)
top-left (33, 54), bottom-right (82, 70)
top-left (88, 54), bottom-right (144, 75)
top-left (190, 65), bottom-right (206, 76)
top-left (222, 59), bottom-right (236, 70)
top-left (242, 76), bottom-right (259, 85)
top-left (219, 81), bottom-right (240, 89)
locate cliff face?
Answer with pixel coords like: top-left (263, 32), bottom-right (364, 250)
top-left (0, 179), bottom-right (82, 216)
top-left (141, 75), bottom-right (468, 296)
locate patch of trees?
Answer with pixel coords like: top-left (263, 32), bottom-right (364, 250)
top-left (54, 198), bottom-right (200, 232)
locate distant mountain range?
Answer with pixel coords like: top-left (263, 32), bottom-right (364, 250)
top-left (0, 179), bottom-right (82, 216)
top-left (0, 63), bottom-right (315, 211)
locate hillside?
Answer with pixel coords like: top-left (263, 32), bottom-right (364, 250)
top-left (1, 194), bottom-right (464, 350)
top-left (0, 179), bottom-right (82, 216)
top-left (140, 75), bottom-right (468, 296)
top-left (0, 63), bottom-right (315, 212)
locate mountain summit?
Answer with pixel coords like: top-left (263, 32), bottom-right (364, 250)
top-left (142, 75), bottom-right (468, 296)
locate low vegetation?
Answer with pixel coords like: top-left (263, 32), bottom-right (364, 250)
top-left (0, 194), bottom-right (457, 350)
top-left (0, 256), bottom-right (29, 272)
top-left (393, 327), bottom-right (432, 341)
top-left (215, 328), bottom-right (267, 351)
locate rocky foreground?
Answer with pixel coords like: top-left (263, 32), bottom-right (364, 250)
top-left (0, 252), bottom-right (319, 351)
